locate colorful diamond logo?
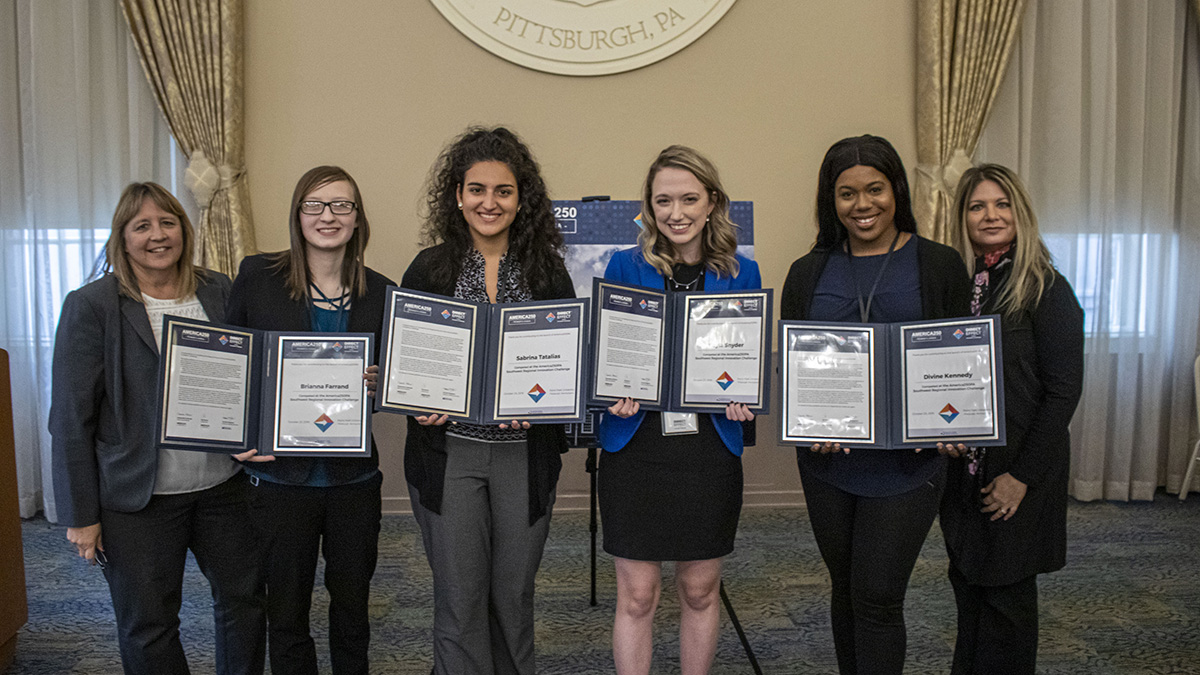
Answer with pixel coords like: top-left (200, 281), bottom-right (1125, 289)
top-left (545, 312), bottom-right (556, 323)
top-left (639, 298), bottom-right (648, 310)
top-left (314, 413), bottom-right (334, 432)
top-left (333, 342), bottom-right (343, 352)
top-left (716, 372), bottom-right (734, 390)
top-left (218, 335), bottom-right (228, 346)
top-left (953, 328), bottom-right (965, 340)
top-left (528, 384), bottom-right (546, 402)
top-left (633, 213), bottom-right (644, 229)
top-left (441, 309), bottom-right (452, 319)
top-left (940, 403), bottom-right (959, 423)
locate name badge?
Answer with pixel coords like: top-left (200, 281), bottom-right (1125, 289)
top-left (661, 412), bottom-right (699, 436)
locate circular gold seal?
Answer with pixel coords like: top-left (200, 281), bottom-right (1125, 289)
top-left (429, 0), bottom-right (739, 76)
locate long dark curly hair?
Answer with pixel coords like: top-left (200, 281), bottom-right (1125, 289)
top-left (420, 126), bottom-right (565, 295)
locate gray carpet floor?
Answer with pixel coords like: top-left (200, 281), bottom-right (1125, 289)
top-left (9, 493), bottom-right (1200, 674)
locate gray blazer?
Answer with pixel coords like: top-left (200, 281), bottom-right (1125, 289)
top-left (49, 272), bottom-right (231, 528)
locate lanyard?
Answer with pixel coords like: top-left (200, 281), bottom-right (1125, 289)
top-left (309, 282), bottom-right (350, 330)
top-left (846, 230), bottom-right (901, 323)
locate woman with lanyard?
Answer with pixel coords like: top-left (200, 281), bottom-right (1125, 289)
top-left (938, 164), bottom-right (1083, 674)
top-left (600, 145), bottom-right (759, 674)
top-left (225, 165), bottom-right (393, 675)
top-left (779, 135), bottom-right (970, 674)
top-left (401, 127), bottom-right (574, 675)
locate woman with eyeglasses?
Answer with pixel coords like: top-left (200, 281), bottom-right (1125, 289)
top-left (400, 127), bottom-right (573, 675)
top-left (50, 182), bottom-right (266, 675)
top-left (938, 164), bottom-right (1083, 674)
top-left (225, 165), bottom-right (394, 675)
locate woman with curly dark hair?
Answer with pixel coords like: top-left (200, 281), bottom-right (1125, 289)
top-left (400, 126), bottom-right (573, 675)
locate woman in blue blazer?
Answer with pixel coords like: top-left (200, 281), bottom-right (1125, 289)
top-left (599, 146), bottom-right (760, 675)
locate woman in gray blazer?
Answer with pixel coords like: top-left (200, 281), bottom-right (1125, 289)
top-left (49, 182), bottom-right (266, 675)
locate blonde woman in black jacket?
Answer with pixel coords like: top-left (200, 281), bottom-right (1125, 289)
top-left (939, 163), bottom-right (1084, 674)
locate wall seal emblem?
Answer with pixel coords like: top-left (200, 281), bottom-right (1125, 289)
top-left (428, 0), bottom-right (738, 76)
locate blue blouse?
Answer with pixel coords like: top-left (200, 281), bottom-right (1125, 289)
top-left (798, 238), bottom-right (945, 497)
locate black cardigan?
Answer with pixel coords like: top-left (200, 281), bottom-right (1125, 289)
top-left (225, 253), bottom-right (395, 485)
top-left (940, 269), bottom-right (1084, 585)
top-left (780, 234), bottom-right (972, 322)
top-left (400, 243), bottom-right (574, 525)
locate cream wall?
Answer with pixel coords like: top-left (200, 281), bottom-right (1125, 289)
top-left (245, 0), bottom-right (918, 511)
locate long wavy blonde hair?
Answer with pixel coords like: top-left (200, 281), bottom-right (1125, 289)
top-left (950, 164), bottom-right (1056, 318)
top-left (638, 145), bottom-right (740, 279)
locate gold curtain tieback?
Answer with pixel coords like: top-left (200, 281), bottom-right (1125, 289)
top-left (184, 149), bottom-right (243, 209)
top-left (915, 148), bottom-right (974, 199)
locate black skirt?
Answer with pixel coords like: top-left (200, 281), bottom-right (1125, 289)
top-left (598, 412), bottom-right (743, 561)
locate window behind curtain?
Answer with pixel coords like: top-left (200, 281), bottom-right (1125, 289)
top-left (0, 1), bottom-right (193, 520)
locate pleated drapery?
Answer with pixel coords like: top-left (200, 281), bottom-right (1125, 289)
top-left (120, 0), bottom-right (256, 277)
top-left (914, 0), bottom-right (1026, 243)
top-left (974, 0), bottom-right (1200, 500)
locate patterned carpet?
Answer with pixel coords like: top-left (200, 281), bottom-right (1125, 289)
top-left (10, 492), bottom-right (1200, 674)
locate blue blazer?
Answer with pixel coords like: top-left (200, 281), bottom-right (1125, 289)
top-left (597, 247), bottom-right (762, 456)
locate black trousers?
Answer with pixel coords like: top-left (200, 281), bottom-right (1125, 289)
top-left (948, 565), bottom-right (1039, 674)
top-left (798, 469), bottom-right (944, 675)
top-left (250, 472), bottom-right (383, 675)
top-left (99, 472), bottom-right (266, 675)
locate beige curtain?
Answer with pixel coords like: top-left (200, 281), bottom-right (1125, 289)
top-left (975, 0), bottom-right (1200, 500)
top-left (121, 0), bottom-right (256, 277)
top-left (914, 0), bottom-right (1026, 242)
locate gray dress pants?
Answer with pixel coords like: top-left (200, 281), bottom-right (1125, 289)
top-left (408, 436), bottom-right (554, 675)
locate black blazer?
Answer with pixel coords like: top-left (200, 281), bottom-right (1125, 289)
top-left (941, 270), bottom-right (1084, 585)
top-left (225, 253), bottom-right (395, 485)
top-left (400, 243), bottom-right (574, 525)
top-left (780, 235), bottom-right (972, 322)
top-left (50, 272), bottom-right (231, 527)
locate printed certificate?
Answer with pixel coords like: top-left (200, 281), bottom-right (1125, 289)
top-left (780, 323), bottom-right (882, 446)
top-left (672, 290), bottom-right (773, 414)
top-left (157, 317), bottom-right (256, 452)
top-left (776, 316), bottom-right (1004, 448)
top-left (376, 289), bottom-right (484, 421)
top-left (589, 279), bottom-right (668, 409)
top-left (487, 299), bottom-right (590, 424)
top-left (266, 335), bottom-right (372, 456)
top-left (897, 317), bottom-right (1004, 446)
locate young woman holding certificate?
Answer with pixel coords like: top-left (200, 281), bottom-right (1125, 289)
top-left (49, 182), bottom-right (265, 675)
top-left (938, 164), bottom-right (1084, 674)
top-left (779, 135), bottom-right (971, 675)
top-left (600, 146), bottom-right (760, 675)
top-left (225, 166), bottom-right (393, 675)
top-left (400, 126), bottom-right (574, 675)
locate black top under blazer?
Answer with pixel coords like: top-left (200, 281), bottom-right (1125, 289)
top-left (224, 253), bottom-right (395, 485)
top-left (50, 271), bottom-right (231, 528)
top-left (941, 269), bottom-right (1084, 586)
top-left (400, 243), bottom-right (574, 526)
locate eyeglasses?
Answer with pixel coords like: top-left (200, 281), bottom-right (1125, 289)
top-left (299, 200), bottom-right (356, 216)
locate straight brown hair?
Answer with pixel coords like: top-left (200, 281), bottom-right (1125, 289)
top-left (269, 166), bottom-right (371, 301)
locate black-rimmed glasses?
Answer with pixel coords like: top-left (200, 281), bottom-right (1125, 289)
top-left (299, 200), bottom-right (356, 216)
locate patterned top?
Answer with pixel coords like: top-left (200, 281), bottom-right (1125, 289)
top-left (449, 249), bottom-right (532, 443)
